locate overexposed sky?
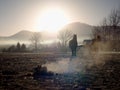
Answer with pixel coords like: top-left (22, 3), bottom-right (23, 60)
top-left (0, 0), bottom-right (120, 36)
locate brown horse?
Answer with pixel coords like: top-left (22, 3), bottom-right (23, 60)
top-left (69, 34), bottom-right (78, 56)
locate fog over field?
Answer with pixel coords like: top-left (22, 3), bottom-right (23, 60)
top-left (0, 22), bottom-right (92, 47)
top-left (0, 0), bottom-right (120, 90)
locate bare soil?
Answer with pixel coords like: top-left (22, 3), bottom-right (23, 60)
top-left (0, 53), bottom-right (120, 90)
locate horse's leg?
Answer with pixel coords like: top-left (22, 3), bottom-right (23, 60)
top-left (73, 48), bottom-right (77, 56)
top-left (75, 48), bottom-right (77, 56)
top-left (72, 49), bottom-right (74, 56)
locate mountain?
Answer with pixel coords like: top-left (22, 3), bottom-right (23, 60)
top-left (0, 22), bottom-right (93, 45)
top-left (61, 22), bottom-right (93, 41)
top-left (0, 30), bottom-right (34, 45)
top-left (0, 30), bottom-right (33, 41)
top-left (9, 30), bottom-right (33, 40)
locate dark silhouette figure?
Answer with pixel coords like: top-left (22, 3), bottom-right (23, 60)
top-left (69, 34), bottom-right (78, 56)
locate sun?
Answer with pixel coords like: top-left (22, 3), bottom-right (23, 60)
top-left (36, 8), bottom-right (69, 32)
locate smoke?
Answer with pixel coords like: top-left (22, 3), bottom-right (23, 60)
top-left (43, 57), bottom-right (85, 74)
top-left (43, 40), bottom-right (113, 74)
top-left (90, 41), bottom-right (113, 65)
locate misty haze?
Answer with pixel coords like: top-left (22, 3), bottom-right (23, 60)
top-left (0, 0), bottom-right (120, 90)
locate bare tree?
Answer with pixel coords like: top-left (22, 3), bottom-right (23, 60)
top-left (57, 29), bottom-right (73, 52)
top-left (16, 42), bottom-right (21, 51)
top-left (92, 8), bottom-right (120, 51)
top-left (30, 32), bottom-right (41, 52)
top-left (108, 9), bottom-right (120, 27)
top-left (108, 9), bottom-right (120, 41)
top-left (21, 43), bottom-right (26, 52)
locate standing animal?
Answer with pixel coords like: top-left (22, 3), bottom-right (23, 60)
top-left (69, 34), bottom-right (78, 56)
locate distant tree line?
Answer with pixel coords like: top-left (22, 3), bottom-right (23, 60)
top-left (2, 42), bottom-right (27, 52)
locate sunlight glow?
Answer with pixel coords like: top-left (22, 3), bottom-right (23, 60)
top-left (37, 8), bottom-right (69, 32)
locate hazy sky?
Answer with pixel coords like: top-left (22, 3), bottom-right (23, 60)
top-left (0, 0), bottom-right (120, 36)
